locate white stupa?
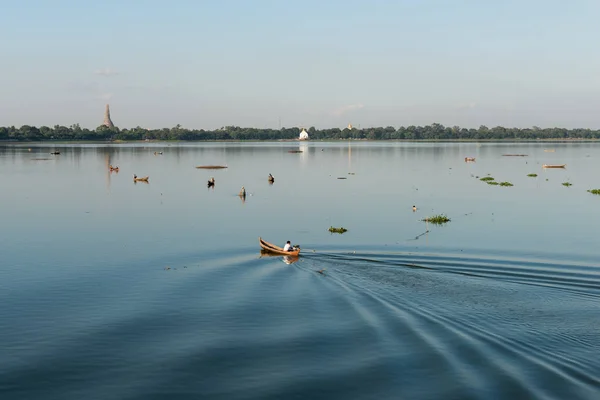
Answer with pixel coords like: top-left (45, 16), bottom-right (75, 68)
top-left (299, 128), bottom-right (309, 140)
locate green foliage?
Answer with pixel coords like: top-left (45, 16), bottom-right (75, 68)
top-left (480, 177), bottom-right (495, 181)
top-left (587, 189), bottom-right (600, 195)
top-left (499, 182), bottom-right (514, 186)
top-left (423, 215), bottom-right (451, 224)
top-left (487, 181), bottom-right (499, 185)
top-left (3, 123), bottom-right (600, 141)
top-left (562, 182), bottom-right (572, 187)
top-left (527, 173), bottom-right (538, 177)
top-left (328, 226), bottom-right (348, 234)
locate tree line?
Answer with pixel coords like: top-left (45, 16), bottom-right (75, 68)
top-left (2, 123), bottom-right (599, 141)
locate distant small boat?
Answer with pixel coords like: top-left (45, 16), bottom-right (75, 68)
top-left (544, 149), bottom-right (555, 152)
top-left (503, 154), bottom-right (528, 157)
top-left (268, 174), bottom-right (275, 183)
top-left (50, 151), bottom-right (60, 155)
top-left (259, 237), bottom-right (300, 256)
top-left (207, 177), bottom-right (215, 187)
top-left (196, 165), bottom-right (227, 169)
top-left (109, 165), bottom-right (119, 172)
top-left (133, 174), bottom-right (149, 182)
top-left (464, 157), bottom-right (476, 162)
top-left (288, 150), bottom-right (303, 153)
top-left (542, 164), bottom-right (566, 169)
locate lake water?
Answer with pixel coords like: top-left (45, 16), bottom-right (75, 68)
top-left (1, 141), bottom-right (599, 400)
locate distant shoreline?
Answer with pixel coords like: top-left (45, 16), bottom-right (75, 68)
top-left (4, 124), bottom-right (599, 141)
top-left (2, 138), bottom-right (599, 145)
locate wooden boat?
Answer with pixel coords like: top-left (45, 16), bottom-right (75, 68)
top-left (544, 149), bottom-right (555, 152)
top-left (542, 164), bottom-right (566, 169)
top-left (464, 157), bottom-right (476, 162)
top-left (109, 165), bottom-right (119, 172)
top-left (288, 150), bottom-right (303, 153)
top-left (50, 151), bottom-right (60, 155)
top-left (133, 174), bottom-right (149, 182)
top-left (259, 237), bottom-right (300, 256)
top-left (502, 154), bottom-right (528, 157)
top-left (196, 165), bottom-right (227, 169)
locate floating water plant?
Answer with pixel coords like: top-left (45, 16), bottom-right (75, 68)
top-left (527, 173), bottom-right (537, 177)
top-left (499, 181), bottom-right (514, 187)
top-left (422, 215), bottom-right (451, 224)
top-left (329, 226), bottom-right (348, 234)
top-left (562, 182), bottom-right (572, 187)
top-left (487, 181), bottom-right (499, 185)
top-left (480, 177), bottom-right (495, 181)
top-left (588, 189), bottom-right (600, 195)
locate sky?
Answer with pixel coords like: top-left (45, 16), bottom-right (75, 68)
top-left (2, 0), bottom-right (600, 130)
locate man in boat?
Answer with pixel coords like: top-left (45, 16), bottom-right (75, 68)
top-left (283, 241), bottom-right (293, 252)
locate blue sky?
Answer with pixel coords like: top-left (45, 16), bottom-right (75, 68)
top-left (2, 0), bottom-right (599, 129)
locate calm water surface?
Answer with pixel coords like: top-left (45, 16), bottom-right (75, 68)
top-left (1, 141), bottom-right (599, 399)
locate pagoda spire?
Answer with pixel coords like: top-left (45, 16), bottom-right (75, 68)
top-left (103, 104), bottom-right (114, 128)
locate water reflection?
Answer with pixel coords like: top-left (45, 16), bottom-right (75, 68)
top-left (282, 255), bottom-right (299, 264)
top-left (259, 250), bottom-right (299, 264)
top-left (299, 142), bottom-right (308, 163)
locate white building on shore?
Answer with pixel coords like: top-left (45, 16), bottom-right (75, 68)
top-left (299, 128), bottom-right (309, 140)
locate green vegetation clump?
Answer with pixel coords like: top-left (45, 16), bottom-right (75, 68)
top-left (328, 226), bottom-right (348, 234)
top-left (423, 215), bottom-right (451, 224)
top-left (480, 177), bottom-right (495, 181)
top-left (487, 181), bottom-right (499, 185)
top-left (562, 182), bottom-right (572, 187)
top-left (527, 173), bottom-right (537, 177)
top-left (499, 181), bottom-right (514, 187)
top-left (588, 189), bottom-right (600, 195)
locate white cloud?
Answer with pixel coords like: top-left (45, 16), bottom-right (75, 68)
top-left (456, 102), bottom-right (477, 110)
top-left (331, 104), bottom-right (365, 116)
top-left (97, 93), bottom-right (113, 101)
top-left (94, 68), bottom-right (119, 77)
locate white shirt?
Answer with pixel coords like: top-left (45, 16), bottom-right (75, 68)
top-left (283, 243), bottom-right (292, 251)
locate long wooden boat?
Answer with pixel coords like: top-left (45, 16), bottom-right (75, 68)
top-left (542, 164), bottom-right (566, 169)
top-left (196, 165), bottom-right (228, 169)
top-left (464, 157), bottom-right (476, 162)
top-left (259, 237), bottom-right (300, 256)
